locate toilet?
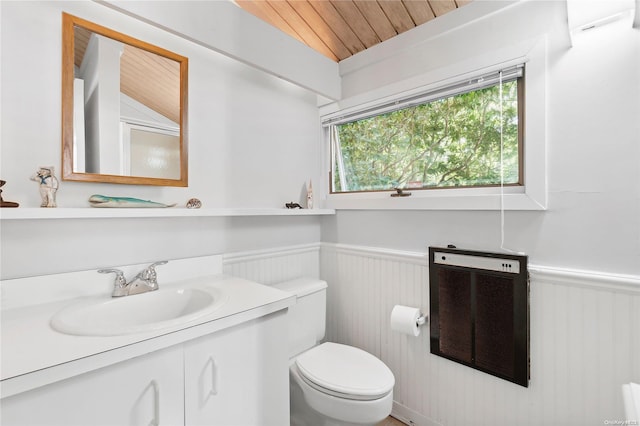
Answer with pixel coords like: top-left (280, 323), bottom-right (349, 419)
top-left (273, 278), bottom-right (395, 426)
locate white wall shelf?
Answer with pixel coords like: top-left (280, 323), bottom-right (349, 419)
top-left (0, 208), bottom-right (335, 220)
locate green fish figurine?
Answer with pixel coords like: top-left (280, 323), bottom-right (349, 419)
top-left (88, 194), bottom-right (176, 208)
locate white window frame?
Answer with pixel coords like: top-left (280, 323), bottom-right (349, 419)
top-left (321, 38), bottom-right (548, 211)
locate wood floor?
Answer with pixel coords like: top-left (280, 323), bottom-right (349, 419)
top-left (377, 416), bottom-right (407, 426)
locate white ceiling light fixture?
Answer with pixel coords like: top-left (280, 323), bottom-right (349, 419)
top-left (566, 0), bottom-right (636, 38)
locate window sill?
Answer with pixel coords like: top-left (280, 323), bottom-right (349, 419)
top-left (325, 188), bottom-right (546, 211)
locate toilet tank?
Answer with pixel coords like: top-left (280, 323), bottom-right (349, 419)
top-left (272, 278), bottom-right (328, 358)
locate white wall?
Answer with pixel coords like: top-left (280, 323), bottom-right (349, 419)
top-left (321, 1), bottom-right (640, 277)
top-left (0, 1), bottom-right (323, 279)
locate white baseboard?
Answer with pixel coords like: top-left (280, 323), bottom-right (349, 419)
top-left (391, 401), bottom-right (442, 426)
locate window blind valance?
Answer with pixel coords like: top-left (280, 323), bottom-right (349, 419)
top-left (321, 64), bottom-right (524, 127)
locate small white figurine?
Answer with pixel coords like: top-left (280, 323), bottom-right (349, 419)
top-left (306, 180), bottom-right (314, 209)
top-left (30, 166), bottom-right (59, 208)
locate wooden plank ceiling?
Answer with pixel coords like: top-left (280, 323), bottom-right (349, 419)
top-left (235, 0), bottom-right (473, 62)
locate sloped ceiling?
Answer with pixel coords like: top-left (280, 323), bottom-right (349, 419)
top-left (234, 0), bottom-right (473, 61)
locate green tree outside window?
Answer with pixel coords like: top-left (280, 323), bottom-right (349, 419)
top-left (332, 80), bottom-right (522, 193)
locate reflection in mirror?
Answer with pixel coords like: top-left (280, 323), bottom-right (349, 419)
top-left (62, 13), bottom-right (188, 186)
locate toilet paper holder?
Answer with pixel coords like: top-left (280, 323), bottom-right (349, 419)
top-left (390, 305), bottom-right (428, 336)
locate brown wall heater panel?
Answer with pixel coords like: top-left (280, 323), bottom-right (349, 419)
top-left (429, 247), bottom-right (529, 387)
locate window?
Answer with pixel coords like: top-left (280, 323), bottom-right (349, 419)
top-left (328, 67), bottom-right (524, 194)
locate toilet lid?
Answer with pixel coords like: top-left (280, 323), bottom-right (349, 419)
top-left (295, 342), bottom-right (395, 401)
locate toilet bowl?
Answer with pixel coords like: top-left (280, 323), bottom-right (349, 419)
top-left (291, 342), bottom-right (394, 425)
top-left (273, 279), bottom-right (395, 426)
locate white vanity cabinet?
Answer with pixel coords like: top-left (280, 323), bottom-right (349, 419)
top-left (184, 311), bottom-right (290, 425)
top-left (1, 311), bottom-right (291, 426)
top-left (0, 345), bottom-right (184, 426)
top-left (1, 264), bottom-right (295, 426)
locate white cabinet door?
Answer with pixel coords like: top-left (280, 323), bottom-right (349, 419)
top-left (184, 311), bottom-right (290, 426)
top-left (0, 345), bottom-right (184, 426)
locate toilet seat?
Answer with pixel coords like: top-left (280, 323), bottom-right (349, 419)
top-left (295, 342), bottom-right (395, 401)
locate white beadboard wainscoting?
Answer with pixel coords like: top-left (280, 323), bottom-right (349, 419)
top-left (222, 243), bottom-right (321, 285)
top-left (320, 243), bottom-right (640, 426)
top-left (220, 242), bottom-right (639, 425)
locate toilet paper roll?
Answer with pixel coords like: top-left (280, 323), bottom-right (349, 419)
top-left (390, 305), bottom-right (422, 336)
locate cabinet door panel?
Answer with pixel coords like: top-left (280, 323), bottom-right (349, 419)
top-left (1, 345), bottom-right (184, 426)
top-left (184, 312), bottom-right (289, 426)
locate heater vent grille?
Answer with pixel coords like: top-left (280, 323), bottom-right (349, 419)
top-left (429, 247), bottom-right (529, 387)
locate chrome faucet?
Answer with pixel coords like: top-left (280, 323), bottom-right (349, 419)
top-left (99, 261), bottom-right (168, 297)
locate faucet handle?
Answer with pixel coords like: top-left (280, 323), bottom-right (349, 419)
top-left (98, 269), bottom-right (128, 295)
top-left (98, 268), bottom-right (125, 282)
top-left (140, 261), bottom-right (168, 284)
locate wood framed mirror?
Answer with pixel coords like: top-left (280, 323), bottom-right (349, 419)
top-left (61, 13), bottom-right (188, 186)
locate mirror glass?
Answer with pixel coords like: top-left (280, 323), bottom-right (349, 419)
top-left (62, 13), bottom-right (188, 186)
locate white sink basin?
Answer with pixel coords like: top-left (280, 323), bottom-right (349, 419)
top-left (50, 286), bottom-right (228, 336)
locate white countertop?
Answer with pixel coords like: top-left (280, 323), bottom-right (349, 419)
top-left (1, 272), bottom-right (295, 397)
